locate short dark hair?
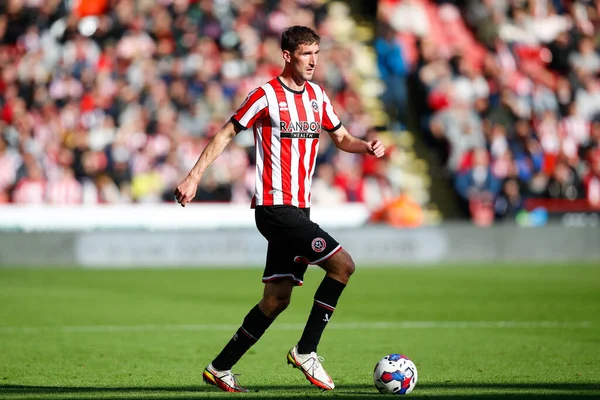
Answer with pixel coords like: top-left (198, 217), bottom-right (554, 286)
top-left (281, 25), bottom-right (320, 53)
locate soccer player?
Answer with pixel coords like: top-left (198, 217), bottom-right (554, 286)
top-left (174, 25), bottom-right (385, 392)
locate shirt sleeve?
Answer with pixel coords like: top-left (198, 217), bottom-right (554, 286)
top-left (231, 87), bottom-right (268, 130)
top-left (322, 90), bottom-right (342, 132)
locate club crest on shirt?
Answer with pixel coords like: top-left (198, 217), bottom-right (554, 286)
top-left (311, 99), bottom-right (319, 113)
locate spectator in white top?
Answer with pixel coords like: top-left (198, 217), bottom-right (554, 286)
top-left (569, 35), bottom-right (600, 75)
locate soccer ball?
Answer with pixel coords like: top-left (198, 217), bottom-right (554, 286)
top-left (373, 354), bottom-right (418, 395)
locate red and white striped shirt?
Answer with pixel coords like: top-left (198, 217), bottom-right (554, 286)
top-left (12, 179), bottom-right (46, 205)
top-left (231, 77), bottom-right (342, 208)
top-left (46, 176), bottom-right (83, 205)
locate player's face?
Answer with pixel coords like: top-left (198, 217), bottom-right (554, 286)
top-left (287, 42), bottom-right (319, 82)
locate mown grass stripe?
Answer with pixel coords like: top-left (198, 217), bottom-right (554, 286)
top-left (0, 320), bottom-right (592, 334)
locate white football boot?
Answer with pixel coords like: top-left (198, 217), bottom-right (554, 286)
top-left (202, 363), bottom-right (248, 392)
top-left (287, 345), bottom-right (335, 390)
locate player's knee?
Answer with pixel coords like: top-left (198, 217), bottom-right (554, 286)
top-left (324, 250), bottom-right (355, 282)
top-left (340, 256), bottom-right (355, 279)
top-left (345, 257), bottom-right (356, 277)
top-left (337, 249), bottom-right (355, 276)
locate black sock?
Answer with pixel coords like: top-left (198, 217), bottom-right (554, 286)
top-left (212, 304), bottom-right (273, 370)
top-left (297, 276), bottom-right (346, 354)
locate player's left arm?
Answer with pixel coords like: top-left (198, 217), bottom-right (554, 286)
top-left (327, 125), bottom-right (386, 158)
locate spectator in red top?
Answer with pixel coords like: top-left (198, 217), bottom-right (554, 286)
top-left (12, 155), bottom-right (46, 204)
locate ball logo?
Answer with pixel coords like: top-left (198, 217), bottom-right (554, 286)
top-left (311, 99), bottom-right (319, 113)
top-left (311, 237), bottom-right (326, 253)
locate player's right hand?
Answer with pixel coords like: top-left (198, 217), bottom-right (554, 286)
top-left (174, 175), bottom-right (199, 207)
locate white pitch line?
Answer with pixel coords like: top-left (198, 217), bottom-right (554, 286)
top-left (0, 321), bottom-right (592, 334)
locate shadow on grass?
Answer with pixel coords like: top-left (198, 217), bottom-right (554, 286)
top-left (0, 383), bottom-right (599, 399)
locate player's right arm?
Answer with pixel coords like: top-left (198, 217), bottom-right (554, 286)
top-left (174, 121), bottom-right (240, 207)
top-left (175, 87), bottom-right (267, 207)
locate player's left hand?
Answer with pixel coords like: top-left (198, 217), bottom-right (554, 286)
top-left (367, 140), bottom-right (385, 158)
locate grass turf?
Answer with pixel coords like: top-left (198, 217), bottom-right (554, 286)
top-left (0, 264), bottom-right (599, 399)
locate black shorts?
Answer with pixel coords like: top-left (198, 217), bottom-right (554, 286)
top-left (254, 205), bottom-right (341, 286)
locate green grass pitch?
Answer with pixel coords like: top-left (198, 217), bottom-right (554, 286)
top-left (0, 264), bottom-right (599, 399)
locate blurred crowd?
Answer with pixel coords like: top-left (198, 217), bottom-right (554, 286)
top-left (0, 0), bottom-right (395, 208)
top-left (377, 0), bottom-right (600, 223)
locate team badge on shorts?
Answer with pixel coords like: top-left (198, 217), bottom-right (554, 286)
top-left (311, 237), bottom-right (326, 252)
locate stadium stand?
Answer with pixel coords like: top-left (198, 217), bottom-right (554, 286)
top-left (379, 0), bottom-right (600, 225)
top-left (13, 0), bottom-right (600, 227)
